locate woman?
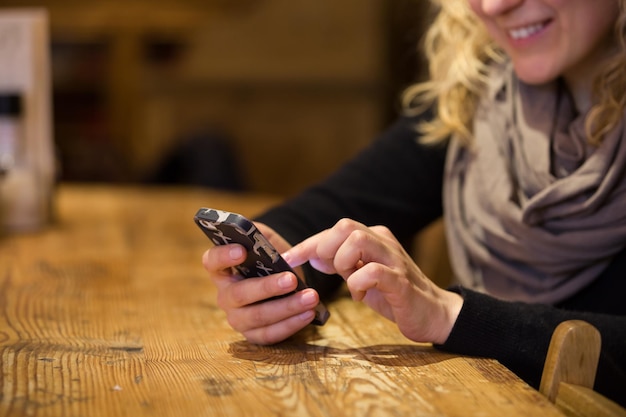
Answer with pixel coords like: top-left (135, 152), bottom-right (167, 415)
top-left (203, 0), bottom-right (626, 405)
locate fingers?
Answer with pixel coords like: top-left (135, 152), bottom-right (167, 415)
top-left (346, 262), bottom-right (406, 302)
top-left (204, 218), bottom-right (462, 346)
top-left (202, 242), bottom-right (320, 345)
top-left (203, 244), bottom-right (302, 310)
top-left (334, 228), bottom-right (397, 277)
top-left (217, 271), bottom-right (298, 308)
top-left (202, 243), bottom-right (246, 280)
top-left (343, 259), bottom-right (462, 345)
top-left (284, 218), bottom-right (401, 280)
top-left (234, 289), bottom-right (320, 345)
top-left (283, 219), bottom-right (368, 274)
top-left (283, 228), bottom-right (333, 271)
top-left (285, 218), bottom-right (365, 265)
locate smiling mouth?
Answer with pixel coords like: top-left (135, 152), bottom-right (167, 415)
top-left (509, 21), bottom-right (549, 40)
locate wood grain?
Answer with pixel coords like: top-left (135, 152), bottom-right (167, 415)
top-left (540, 320), bottom-right (601, 403)
top-left (0, 185), bottom-right (565, 417)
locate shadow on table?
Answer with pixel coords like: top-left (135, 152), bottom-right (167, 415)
top-left (228, 338), bottom-right (456, 368)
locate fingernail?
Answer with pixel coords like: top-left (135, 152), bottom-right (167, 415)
top-left (229, 246), bottom-right (243, 260)
top-left (277, 273), bottom-right (294, 289)
top-left (299, 310), bottom-right (315, 322)
top-left (301, 290), bottom-right (317, 307)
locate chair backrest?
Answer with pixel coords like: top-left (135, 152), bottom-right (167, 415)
top-left (539, 320), bottom-right (626, 417)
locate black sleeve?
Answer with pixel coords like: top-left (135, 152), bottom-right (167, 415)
top-left (255, 113), bottom-right (447, 297)
top-left (436, 287), bottom-right (626, 407)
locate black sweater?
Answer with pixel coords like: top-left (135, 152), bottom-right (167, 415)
top-left (255, 115), bottom-right (626, 406)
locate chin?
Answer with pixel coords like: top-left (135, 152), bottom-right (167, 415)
top-left (512, 62), bottom-right (559, 86)
top-left (517, 73), bottom-right (558, 85)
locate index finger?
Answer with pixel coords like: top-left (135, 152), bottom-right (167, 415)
top-left (282, 231), bottom-right (326, 268)
top-left (282, 218), bottom-right (367, 275)
top-left (282, 230), bottom-right (343, 276)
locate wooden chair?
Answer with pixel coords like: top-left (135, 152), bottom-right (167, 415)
top-left (539, 320), bottom-right (626, 417)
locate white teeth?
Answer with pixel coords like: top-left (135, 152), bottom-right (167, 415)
top-left (509, 23), bottom-right (544, 40)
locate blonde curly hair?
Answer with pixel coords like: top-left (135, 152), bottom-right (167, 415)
top-left (402, 0), bottom-right (626, 146)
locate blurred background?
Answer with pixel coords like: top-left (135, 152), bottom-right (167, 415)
top-left (1, 0), bottom-right (433, 197)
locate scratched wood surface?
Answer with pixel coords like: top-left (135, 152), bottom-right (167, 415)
top-left (0, 185), bottom-right (565, 417)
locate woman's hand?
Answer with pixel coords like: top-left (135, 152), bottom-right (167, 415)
top-left (202, 223), bottom-right (320, 345)
top-left (283, 218), bottom-right (463, 345)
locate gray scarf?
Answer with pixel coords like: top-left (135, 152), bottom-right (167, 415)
top-left (444, 62), bottom-right (626, 303)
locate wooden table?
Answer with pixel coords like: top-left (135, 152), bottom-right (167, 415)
top-left (0, 184), bottom-right (565, 417)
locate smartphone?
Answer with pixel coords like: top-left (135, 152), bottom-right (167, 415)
top-left (194, 207), bottom-right (329, 326)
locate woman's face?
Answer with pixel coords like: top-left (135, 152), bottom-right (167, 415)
top-left (467, 0), bottom-right (619, 87)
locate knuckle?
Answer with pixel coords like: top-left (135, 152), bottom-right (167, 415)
top-left (349, 229), bottom-right (370, 245)
top-left (335, 218), bottom-right (357, 232)
top-left (372, 224), bottom-right (392, 236)
top-left (228, 284), bottom-right (249, 307)
top-left (262, 274), bottom-right (280, 294)
top-left (202, 248), bottom-right (218, 271)
top-left (232, 292), bottom-right (249, 308)
top-left (366, 262), bottom-right (387, 276)
top-left (203, 246), bottom-right (237, 272)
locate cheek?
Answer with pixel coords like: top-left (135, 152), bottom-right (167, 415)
top-left (557, 0), bottom-right (619, 41)
top-left (562, 5), bottom-right (619, 58)
top-left (466, 0), bottom-right (482, 14)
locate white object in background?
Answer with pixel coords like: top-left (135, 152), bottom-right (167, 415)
top-left (0, 9), bottom-right (56, 233)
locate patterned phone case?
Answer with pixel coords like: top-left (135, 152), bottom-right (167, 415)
top-left (194, 207), bottom-right (329, 325)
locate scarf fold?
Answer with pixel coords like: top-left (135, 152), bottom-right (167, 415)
top-left (444, 62), bottom-right (626, 303)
